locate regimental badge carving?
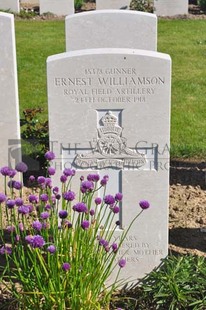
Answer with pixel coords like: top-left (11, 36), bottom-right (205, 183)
top-left (74, 111), bottom-right (146, 169)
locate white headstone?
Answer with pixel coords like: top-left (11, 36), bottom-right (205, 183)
top-left (0, 0), bottom-right (20, 13)
top-left (47, 48), bottom-right (171, 281)
top-left (65, 10), bottom-right (157, 52)
top-left (154, 0), bottom-right (188, 16)
top-left (96, 0), bottom-right (130, 10)
top-left (0, 12), bottom-right (21, 189)
top-left (40, 0), bottom-right (74, 16)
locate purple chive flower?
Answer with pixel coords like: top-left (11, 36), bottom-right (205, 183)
top-left (112, 206), bottom-right (120, 214)
top-left (6, 225), bottom-right (15, 233)
top-left (47, 245), bottom-right (56, 254)
top-left (15, 198), bottom-right (23, 206)
top-left (18, 205), bottom-right (30, 215)
top-left (94, 197), bottom-right (102, 205)
top-left (31, 235), bottom-right (45, 248)
top-left (104, 195), bottom-right (115, 205)
top-left (0, 245), bottom-right (12, 255)
top-left (139, 200), bottom-right (150, 210)
top-left (48, 167), bottom-right (55, 176)
top-left (6, 199), bottom-right (15, 209)
top-left (15, 162), bottom-right (28, 173)
top-left (32, 221), bottom-right (42, 231)
top-left (29, 175), bottom-right (35, 182)
top-left (62, 262), bottom-right (71, 271)
top-left (1, 166), bottom-right (11, 176)
top-left (45, 151), bottom-right (55, 161)
top-left (15, 235), bottom-right (20, 242)
top-left (42, 222), bottom-right (48, 229)
top-left (29, 194), bottom-right (38, 204)
top-left (81, 220), bottom-right (90, 230)
top-left (45, 204), bottom-right (51, 211)
top-left (40, 212), bottom-right (50, 220)
top-left (7, 180), bottom-right (15, 188)
top-left (40, 194), bottom-right (49, 202)
top-left (45, 178), bottom-right (52, 188)
top-left (105, 246), bottom-right (110, 252)
top-left (87, 174), bottom-right (100, 182)
top-left (63, 168), bottom-right (73, 177)
top-left (112, 243), bottom-right (118, 253)
top-left (37, 176), bottom-right (45, 184)
top-left (100, 175), bottom-right (109, 186)
top-left (90, 209), bottom-right (95, 216)
top-left (19, 223), bottom-right (24, 231)
top-left (0, 193), bottom-right (6, 203)
top-left (53, 186), bottom-right (59, 194)
top-left (60, 175), bottom-right (67, 183)
top-left (8, 169), bottom-right (16, 178)
top-left (28, 205), bottom-right (33, 213)
top-left (13, 181), bottom-right (22, 190)
top-left (115, 192), bottom-right (123, 202)
top-left (55, 194), bottom-right (61, 200)
top-left (63, 191), bottom-right (75, 201)
top-left (59, 210), bottom-right (68, 219)
top-left (80, 181), bottom-right (94, 193)
top-left (73, 202), bottom-right (88, 213)
top-left (99, 238), bottom-right (109, 247)
top-left (25, 235), bottom-right (33, 245)
top-left (64, 220), bottom-right (72, 229)
top-left (118, 258), bottom-right (126, 268)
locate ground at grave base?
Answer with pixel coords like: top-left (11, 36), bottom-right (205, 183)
top-left (169, 184), bottom-right (206, 257)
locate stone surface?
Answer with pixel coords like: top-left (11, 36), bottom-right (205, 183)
top-left (154, 0), bottom-right (188, 16)
top-left (0, 0), bottom-right (20, 13)
top-left (96, 0), bottom-right (130, 10)
top-left (47, 48), bottom-right (171, 281)
top-left (65, 10), bottom-right (157, 52)
top-left (40, 0), bottom-right (74, 16)
top-left (0, 12), bottom-right (21, 189)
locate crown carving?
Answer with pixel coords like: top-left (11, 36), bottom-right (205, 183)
top-left (99, 111), bottom-right (122, 136)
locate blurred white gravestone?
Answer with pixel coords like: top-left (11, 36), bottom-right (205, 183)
top-left (47, 48), bottom-right (171, 281)
top-left (0, 12), bottom-right (21, 190)
top-left (154, 0), bottom-right (188, 16)
top-left (65, 10), bottom-right (157, 52)
top-left (40, 0), bottom-right (74, 16)
top-left (0, 0), bottom-right (20, 13)
top-left (96, 0), bottom-right (130, 10)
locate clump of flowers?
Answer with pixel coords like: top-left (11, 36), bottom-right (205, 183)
top-left (0, 152), bottom-right (150, 309)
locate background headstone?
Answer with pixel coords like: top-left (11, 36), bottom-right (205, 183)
top-left (40, 0), bottom-right (74, 16)
top-left (154, 0), bottom-right (188, 16)
top-left (0, 0), bottom-right (20, 13)
top-left (65, 10), bottom-right (157, 51)
top-left (20, 0), bottom-right (39, 5)
top-left (47, 48), bottom-right (171, 281)
top-left (0, 12), bottom-right (21, 189)
top-left (96, 0), bottom-right (131, 10)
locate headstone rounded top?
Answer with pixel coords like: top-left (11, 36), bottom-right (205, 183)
top-left (65, 9), bottom-right (157, 20)
top-left (48, 48), bottom-right (171, 63)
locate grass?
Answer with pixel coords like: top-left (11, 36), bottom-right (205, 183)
top-left (15, 18), bottom-right (206, 160)
top-left (110, 255), bottom-right (206, 309)
top-left (158, 19), bottom-right (206, 160)
top-left (16, 20), bottom-right (65, 120)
